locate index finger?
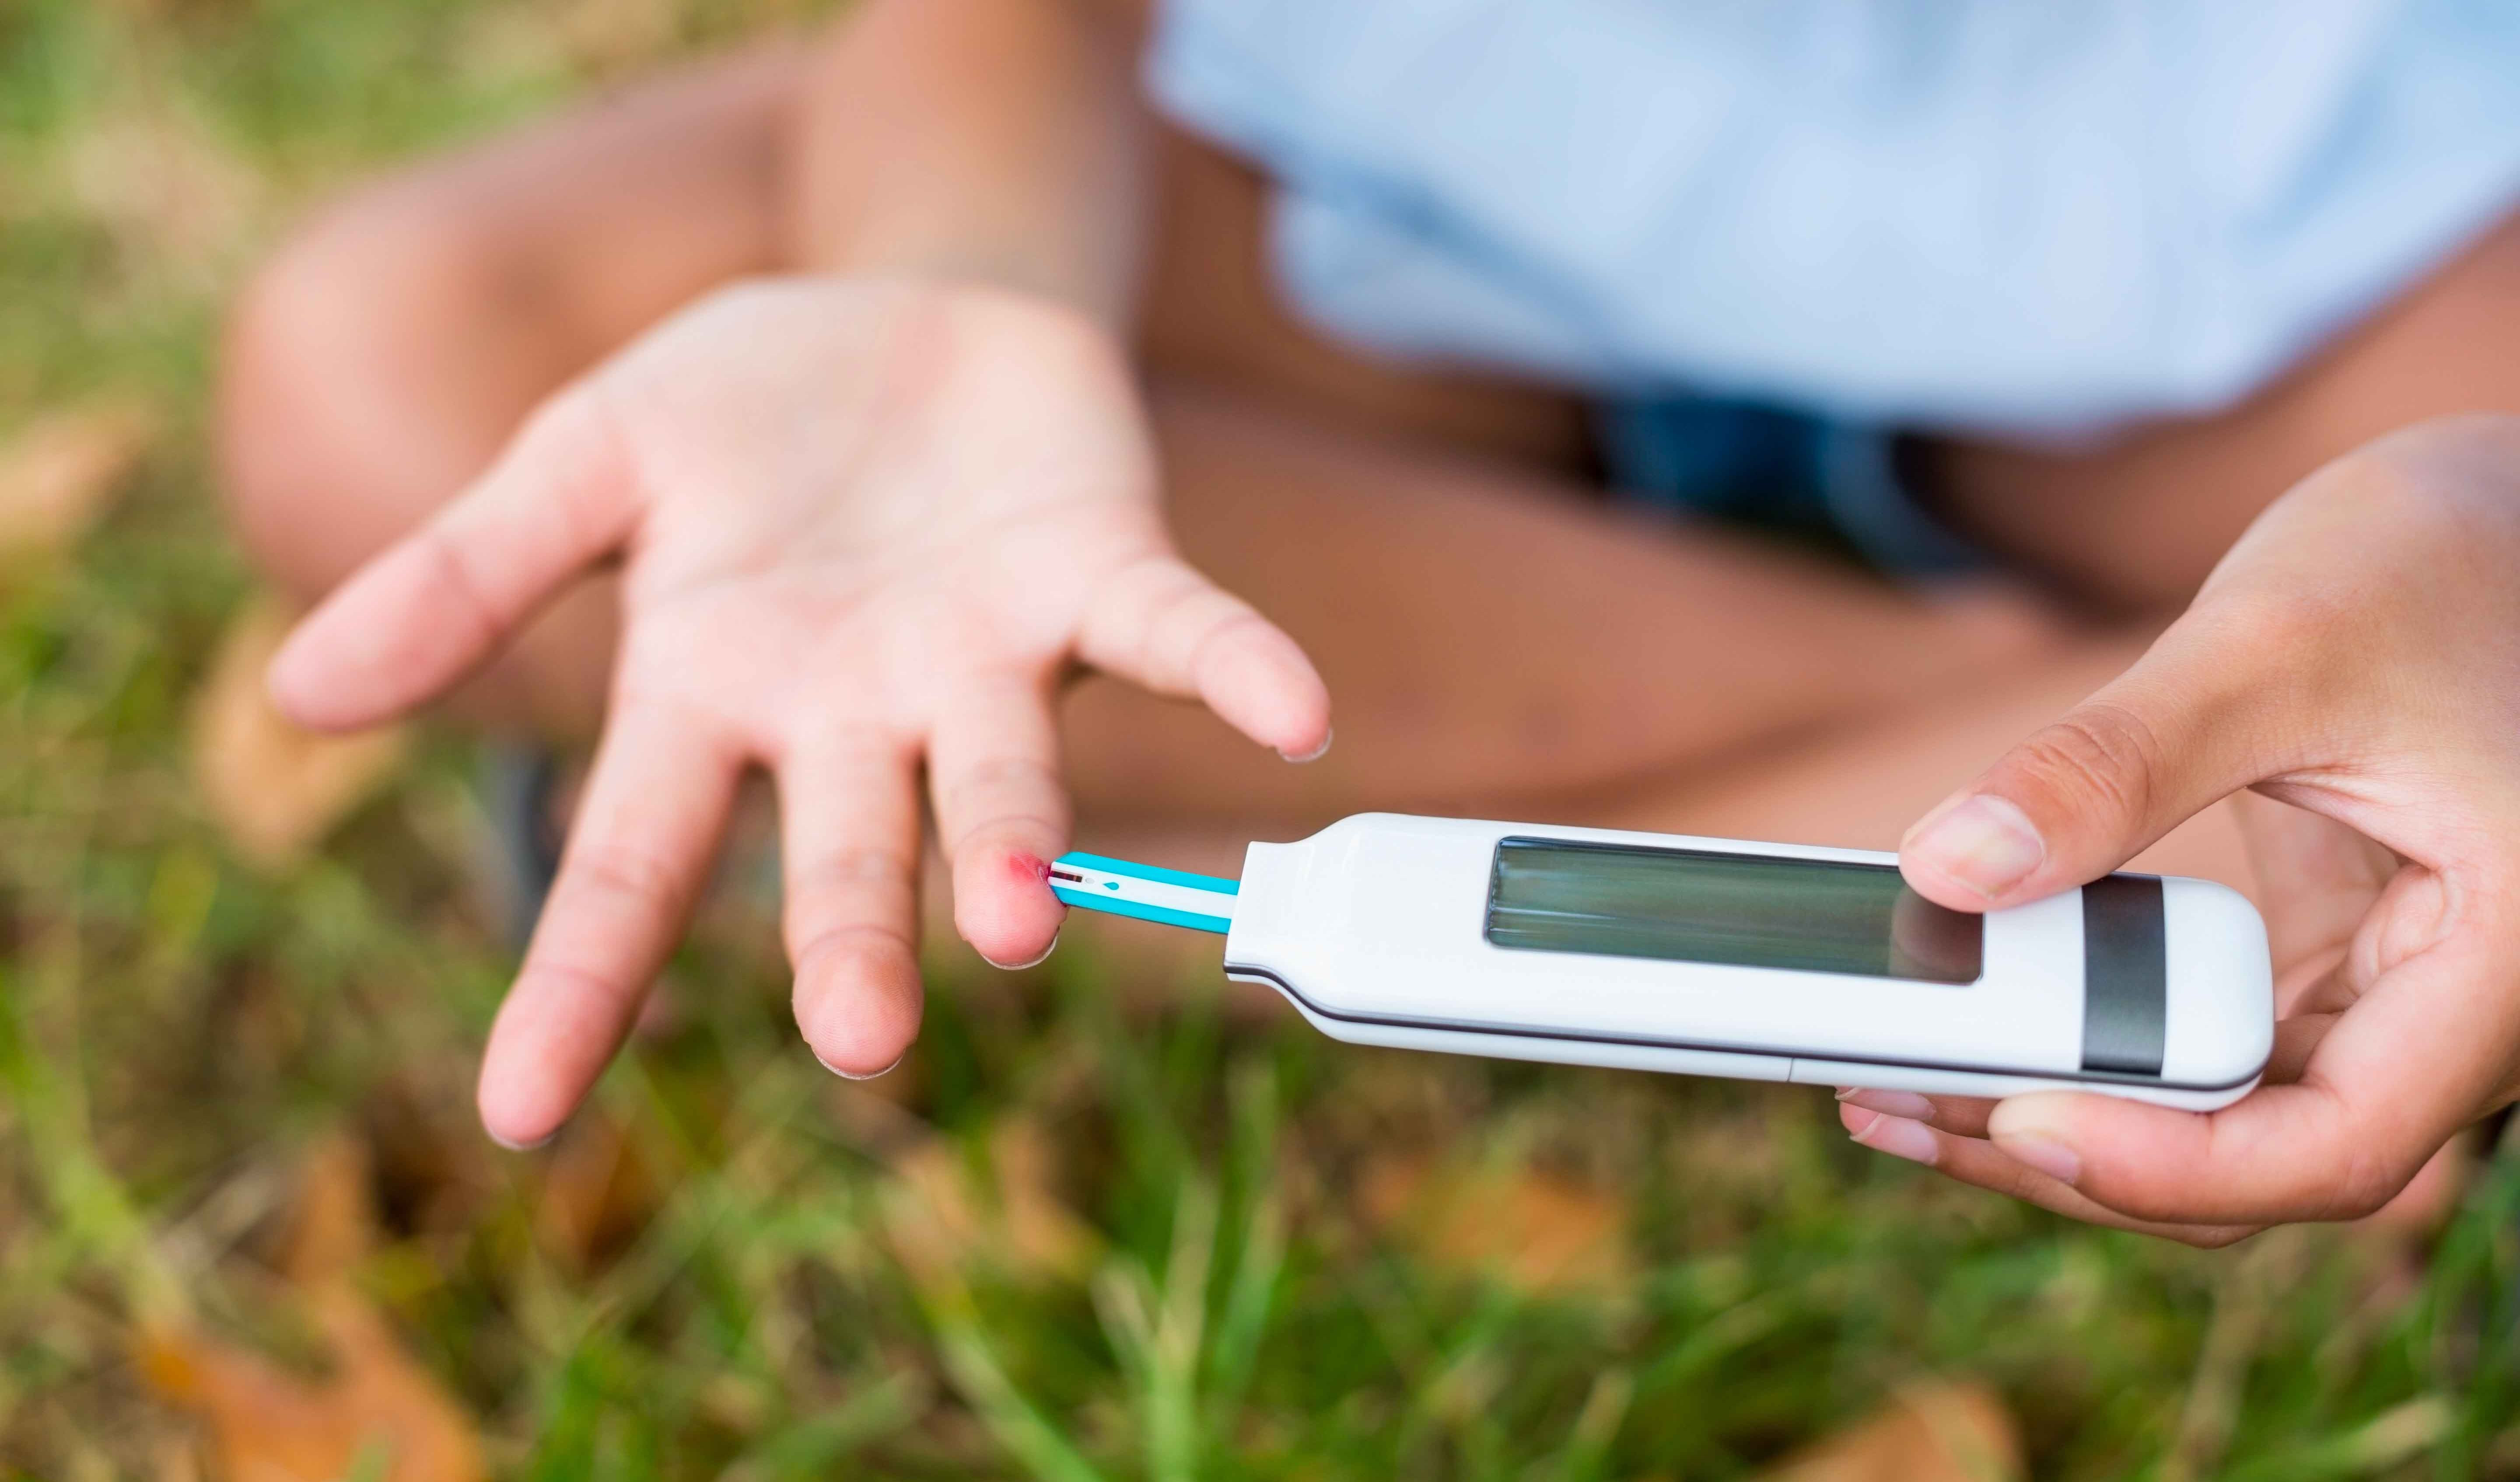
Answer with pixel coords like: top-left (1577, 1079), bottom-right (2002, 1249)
top-left (1075, 553), bottom-right (1332, 762)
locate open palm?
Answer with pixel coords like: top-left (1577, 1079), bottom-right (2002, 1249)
top-left (270, 278), bottom-right (1330, 1146)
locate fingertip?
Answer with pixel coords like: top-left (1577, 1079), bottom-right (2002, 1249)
top-left (817, 1048), bottom-right (906, 1081)
top-left (474, 965), bottom-right (628, 1154)
top-left (1847, 1111), bottom-right (1940, 1165)
top-left (483, 1118), bottom-right (558, 1153)
top-left (475, 1060), bottom-right (567, 1152)
top-left (792, 931), bottom-right (924, 1077)
top-left (1898, 793), bottom-right (2047, 908)
top-left (259, 556), bottom-right (435, 733)
top-left (1987, 1091), bottom-right (2100, 1186)
top-left (1985, 1090), bottom-right (2086, 1137)
top-left (1278, 725), bottom-right (1334, 765)
top-left (1205, 624), bottom-right (1332, 761)
top-left (263, 622), bottom-right (319, 720)
top-left (1897, 856), bottom-right (1999, 914)
top-left (952, 843), bottom-right (1068, 968)
top-left (1270, 664), bottom-right (1334, 761)
top-left (264, 610), bottom-right (368, 733)
top-left (1836, 1086), bottom-right (1939, 1122)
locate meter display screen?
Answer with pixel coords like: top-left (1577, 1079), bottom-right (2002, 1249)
top-left (1484, 838), bottom-right (1982, 984)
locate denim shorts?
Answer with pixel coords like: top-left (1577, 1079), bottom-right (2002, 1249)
top-left (1594, 396), bottom-right (1987, 579)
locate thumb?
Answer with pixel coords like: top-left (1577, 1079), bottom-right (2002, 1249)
top-left (1898, 615), bottom-right (2281, 910)
top-left (268, 382), bottom-right (637, 732)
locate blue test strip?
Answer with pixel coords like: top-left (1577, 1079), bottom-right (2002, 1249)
top-left (1048, 851), bottom-right (1240, 934)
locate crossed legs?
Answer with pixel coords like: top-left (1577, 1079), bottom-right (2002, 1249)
top-left (216, 39), bottom-right (2243, 898)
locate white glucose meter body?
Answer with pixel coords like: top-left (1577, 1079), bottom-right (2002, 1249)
top-left (1053, 813), bottom-right (2274, 1110)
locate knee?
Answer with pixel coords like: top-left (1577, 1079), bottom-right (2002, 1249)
top-left (216, 186), bottom-right (550, 599)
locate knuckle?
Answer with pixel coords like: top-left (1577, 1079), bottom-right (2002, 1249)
top-left (1102, 556), bottom-right (1250, 689)
top-left (525, 386), bottom-right (632, 530)
top-left (566, 840), bottom-right (692, 914)
top-left (793, 919), bottom-right (915, 976)
top-left (1182, 607), bottom-right (1270, 681)
top-left (514, 954), bottom-right (639, 1011)
top-left (939, 755), bottom-right (1060, 818)
top-left (2324, 1150), bottom-right (2414, 1222)
top-left (958, 817), bottom-right (1064, 860)
top-left (792, 846), bottom-right (914, 906)
top-left (417, 527), bottom-right (505, 651)
top-left (2005, 703), bottom-right (2163, 824)
top-left (1138, 570), bottom-right (1216, 668)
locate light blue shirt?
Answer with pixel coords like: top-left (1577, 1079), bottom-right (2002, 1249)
top-left (1149, 0), bottom-right (2520, 435)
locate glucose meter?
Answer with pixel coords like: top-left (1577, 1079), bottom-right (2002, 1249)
top-left (1051, 813), bottom-right (2274, 1110)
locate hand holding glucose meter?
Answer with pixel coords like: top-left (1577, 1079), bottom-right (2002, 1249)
top-left (1052, 813), bottom-right (2274, 1109)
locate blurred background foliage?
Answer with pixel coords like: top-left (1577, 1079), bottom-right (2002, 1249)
top-left (1, 0), bottom-right (2516, 1477)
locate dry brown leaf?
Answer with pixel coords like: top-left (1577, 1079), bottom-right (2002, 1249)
top-left (556, 0), bottom-right (686, 72)
top-left (141, 1132), bottom-right (486, 1482)
top-left (140, 1289), bottom-right (484, 1482)
top-left (278, 1131), bottom-right (376, 1286)
top-left (62, 102), bottom-right (269, 283)
top-left (153, 1432), bottom-right (207, 1482)
top-left (1756, 1382), bottom-right (2023, 1482)
top-left (533, 1110), bottom-right (661, 1273)
top-left (192, 595), bottom-right (406, 869)
top-left (0, 405), bottom-right (155, 557)
top-left (883, 1117), bottom-right (1099, 1286)
top-left (1358, 1153), bottom-right (1633, 1296)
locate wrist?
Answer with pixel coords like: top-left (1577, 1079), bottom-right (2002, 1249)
top-left (784, 0), bottom-right (1148, 333)
top-left (807, 231), bottom-right (1137, 332)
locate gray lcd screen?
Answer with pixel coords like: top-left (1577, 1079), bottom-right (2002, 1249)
top-left (1484, 838), bottom-right (1982, 984)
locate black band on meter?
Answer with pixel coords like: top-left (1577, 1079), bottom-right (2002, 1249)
top-left (2080, 874), bottom-right (2167, 1077)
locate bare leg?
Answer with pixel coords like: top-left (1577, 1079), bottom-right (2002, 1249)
top-left (1089, 635), bottom-right (2247, 897)
top-left (1063, 386), bottom-right (2063, 823)
top-left (1927, 206), bottom-right (2520, 612)
top-left (219, 44), bottom-right (811, 735)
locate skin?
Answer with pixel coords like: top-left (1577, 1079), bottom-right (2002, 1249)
top-left (1850, 417), bottom-right (2520, 1245)
top-left (221, 0), bottom-right (2520, 1223)
top-left (270, 280), bottom-right (1335, 1130)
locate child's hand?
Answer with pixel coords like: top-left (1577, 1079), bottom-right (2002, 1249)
top-left (1844, 414), bottom-right (2520, 1241)
top-left (268, 278), bottom-right (1330, 1146)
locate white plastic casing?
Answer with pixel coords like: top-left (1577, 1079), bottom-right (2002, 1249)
top-left (1221, 814), bottom-right (2272, 1109)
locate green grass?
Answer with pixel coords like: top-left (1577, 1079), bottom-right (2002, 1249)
top-left (3, 1), bottom-right (2517, 1476)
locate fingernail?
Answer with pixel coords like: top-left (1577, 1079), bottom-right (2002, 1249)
top-left (1905, 795), bottom-right (2044, 899)
top-left (1836, 1087), bottom-right (1937, 1122)
top-left (983, 930), bottom-right (1059, 971)
top-left (1986, 1095), bottom-right (2084, 1185)
top-left (1278, 727), bottom-right (1333, 764)
top-left (1995, 1133), bottom-right (2080, 1185)
top-left (1850, 1112), bottom-right (1939, 1166)
top-left (816, 1049), bottom-right (905, 1082)
top-left (487, 1126), bottom-right (558, 1152)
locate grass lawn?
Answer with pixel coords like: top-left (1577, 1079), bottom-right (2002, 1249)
top-left (2, 2), bottom-right (2516, 1476)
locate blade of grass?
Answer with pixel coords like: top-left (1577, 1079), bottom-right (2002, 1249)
top-left (1148, 1178), bottom-right (1215, 1482)
top-left (926, 1272), bottom-right (1108, 1482)
top-left (1545, 1367), bottom-right (1633, 1482)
